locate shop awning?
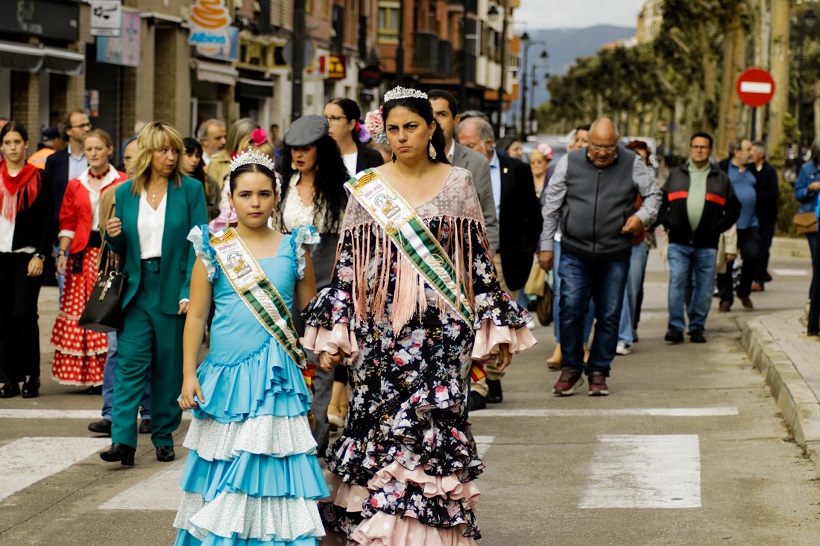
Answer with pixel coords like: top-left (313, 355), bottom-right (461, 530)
top-left (193, 59), bottom-right (238, 86)
top-left (0, 41), bottom-right (84, 75)
top-left (235, 76), bottom-right (274, 99)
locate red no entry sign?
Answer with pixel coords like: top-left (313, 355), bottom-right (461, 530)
top-left (736, 68), bottom-right (776, 108)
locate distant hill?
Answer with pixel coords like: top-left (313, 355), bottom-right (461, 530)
top-left (524, 25), bottom-right (636, 108)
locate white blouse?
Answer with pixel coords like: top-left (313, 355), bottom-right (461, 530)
top-left (282, 173), bottom-right (332, 233)
top-left (342, 152), bottom-right (357, 179)
top-left (138, 191), bottom-right (166, 259)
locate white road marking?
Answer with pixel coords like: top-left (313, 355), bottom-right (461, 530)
top-left (474, 435), bottom-right (494, 458)
top-left (580, 434), bottom-right (701, 509)
top-left (0, 437), bottom-right (110, 502)
top-left (100, 460), bottom-right (185, 511)
top-left (472, 407), bottom-right (737, 418)
top-left (771, 268), bottom-right (810, 277)
top-left (0, 409), bottom-right (191, 420)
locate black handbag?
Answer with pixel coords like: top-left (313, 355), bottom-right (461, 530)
top-left (78, 244), bottom-right (127, 333)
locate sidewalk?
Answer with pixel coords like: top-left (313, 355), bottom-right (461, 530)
top-left (741, 308), bottom-right (820, 473)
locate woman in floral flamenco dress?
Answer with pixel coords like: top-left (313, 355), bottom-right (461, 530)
top-left (174, 148), bottom-right (330, 545)
top-left (302, 87), bottom-right (537, 545)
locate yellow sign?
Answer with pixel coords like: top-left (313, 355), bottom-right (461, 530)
top-left (327, 54), bottom-right (345, 80)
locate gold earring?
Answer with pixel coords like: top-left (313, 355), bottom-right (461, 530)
top-left (391, 150), bottom-right (397, 162)
top-left (291, 160), bottom-right (297, 170)
top-left (428, 141), bottom-right (437, 160)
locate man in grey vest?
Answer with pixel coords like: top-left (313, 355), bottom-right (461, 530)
top-left (539, 118), bottom-right (661, 396)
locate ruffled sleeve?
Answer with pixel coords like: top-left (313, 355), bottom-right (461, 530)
top-left (463, 220), bottom-right (537, 361)
top-left (290, 224), bottom-right (320, 280)
top-left (300, 229), bottom-right (358, 360)
top-left (187, 225), bottom-right (218, 283)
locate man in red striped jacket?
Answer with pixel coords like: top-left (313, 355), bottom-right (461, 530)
top-left (658, 132), bottom-right (741, 344)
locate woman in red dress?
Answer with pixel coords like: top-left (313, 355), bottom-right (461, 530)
top-left (51, 129), bottom-right (127, 391)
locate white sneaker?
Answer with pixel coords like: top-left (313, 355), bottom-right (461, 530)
top-left (615, 342), bottom-right (632, 355)
top-left (526, 321), bottom-right (535, 330)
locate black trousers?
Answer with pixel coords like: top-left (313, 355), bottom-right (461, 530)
top-left (0, 252), bottom-right (43, 383)
top-left (717, 227), bottom-right (760, 304)
top-left (754, 220), bottom-right (776, 284)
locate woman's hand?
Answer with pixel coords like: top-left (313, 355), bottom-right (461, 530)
top-left (27, 255), bottom-right (44, 277)
top-left (107, 217), bottom-right (122, 237)
top-left (496, 343), bottom-right (513, 372)
top-left (56, 254), bottom-right (67, 276)
top-left (319, 351), bottom-right (345, 371)
top-left (178, 301), bottom-right (189, 315)
top-left (179, 375), bottom-right (204, 410)
top-left (809, 181), bottom-right (820, 193)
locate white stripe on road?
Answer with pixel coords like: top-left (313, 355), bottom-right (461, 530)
top-left (100, 460), bottom-right (185, 511)
top-left (472, 407), bottom-right (737, 418)
top-left (474, 435), bottom-right (494, 458)
top-left (0, 437), bottom-right (110, 502)
top-left (0, 409), bottom-right (191, 420)
top-left (580, 434), bottom-right (701, 509)
top-left (771, 268), bottom-right (810, 277)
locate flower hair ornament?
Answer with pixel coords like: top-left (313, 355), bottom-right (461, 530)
top-left (230, 147), bottom-right (281, 199)
top-left (364, 86), bottom-right (430, 147)
top-left (251, 128), bottom-right (268, 147)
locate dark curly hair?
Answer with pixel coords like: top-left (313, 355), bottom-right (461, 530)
top-left (382, 95), bottom-right (449, 165)
top-left (278, 134), bottom-right (349, 234)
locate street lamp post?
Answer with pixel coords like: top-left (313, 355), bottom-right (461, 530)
top-left (488, 2), bottom-right (507, 138)
top-left (518, 34), bottom-right (547, 140)
top-left (798, 8), bottom-right (816, 147)
top-left (529, 65), bottom-right (549, 136)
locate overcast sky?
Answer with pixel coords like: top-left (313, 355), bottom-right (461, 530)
top-left (515, 0), bottom-right (645, 29)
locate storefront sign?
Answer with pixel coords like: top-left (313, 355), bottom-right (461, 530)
top-left (359, 65), bottom-right (382, 88)
top-left (90, 0), bottom-right (121, 37)
top-left (327, 54), bottom-right (345, 80)
top-left (189, 0), bottom-right (233, 58)
top-left (0, 0), bottom-right (80, 41)
top-left (196, 26), bottom-right (238, 62)
top-left (96, 11), bottom-right (140, 67)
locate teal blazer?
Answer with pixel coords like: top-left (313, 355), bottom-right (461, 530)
top-left (106, 175), bottom-right (207, 315)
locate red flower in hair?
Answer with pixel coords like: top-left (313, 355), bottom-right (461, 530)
top-left (251, 128), bottom-right (268, 147)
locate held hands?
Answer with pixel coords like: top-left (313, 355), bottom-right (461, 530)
top-left (319, 351), bottom-right (345, 372)
top-left (179, 375), bottom-right (205, 410)
top-left (621, 214), bottom-right (643, 234)
top-left (56, 254), bottom-right (67, 276)
top-left (496, 343), bottom-right (513, 372)
top-left (27, 255), bottom-right (43, 277)
top-left (538, 250), bottom-right (554, 272)
top-left (107, 217), bottom-right (122, 238)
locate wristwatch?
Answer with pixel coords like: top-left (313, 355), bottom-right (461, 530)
top-left (57, 249), bottom-right (67, 257)
top-left (33, 253), bottom-right (45, 260)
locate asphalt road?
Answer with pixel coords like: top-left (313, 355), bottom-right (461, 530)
top-left (1, 242), bottom-right (820, 545)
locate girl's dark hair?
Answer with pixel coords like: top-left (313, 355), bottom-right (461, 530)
top-left (497, 135), bottom-right (519, 153)
top-left (182, 137), bottom-right (208, 191)
top-left (329, 97), bottom-right (362, 140)
top-left (279, 134), bottom-right (349, 233)
top-left (228, 163), bottom-right (278, 194)
top-left (0, 120), bottom-right (29, 143)
top-left (382, 96), bottom-right (449, 165)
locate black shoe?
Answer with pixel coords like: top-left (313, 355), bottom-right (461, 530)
top-left (0, 382), bottom-right (21, 399)
top-left (21, 377), bottom-right (40, 398)
top-left (469, 391), bottom-right (487, 411)
top-left (88, 418), bottom-right (112, 435)
top-left (84, 385), bottom-right (102, 395)
top-left (138, 419), bottom-right (151, 434)
top-left (689, 330), bottom-right (707, 343)
top-left (486, 379), bottom-right (503, 404)
top-left (664, 328), bottom-right (684, 343)
top-left (156, 446), bottom-right (175, 462)
top-left (100, 443), bottom-right (135, 466)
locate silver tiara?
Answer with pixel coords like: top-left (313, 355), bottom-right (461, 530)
top-left (230, 147), bottom-right (276, 172)
top-left (384, 86), bottom-right (428, 103)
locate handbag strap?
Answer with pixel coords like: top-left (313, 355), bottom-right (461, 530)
top-left (97, 242), bottom-right (119, 275)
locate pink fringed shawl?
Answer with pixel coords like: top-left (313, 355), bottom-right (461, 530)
top-left (339, 167), bottom-right (491, 333)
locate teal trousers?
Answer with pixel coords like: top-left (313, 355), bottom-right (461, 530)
top-left (112, 259), bottom-right (184, 448)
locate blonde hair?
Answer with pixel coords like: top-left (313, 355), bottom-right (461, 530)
top-left (83, 128), bottom-right (114, 150)
top-left (529, 149), bottom-right (546, 164)
top-left (129, 121), bottom-right (185, 195)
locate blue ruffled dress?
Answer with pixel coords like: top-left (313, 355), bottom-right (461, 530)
top-left (174, 225), bottom-right (328, 546)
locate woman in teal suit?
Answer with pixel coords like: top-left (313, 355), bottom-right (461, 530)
top-left (101, 121), bottom-right (207, 465)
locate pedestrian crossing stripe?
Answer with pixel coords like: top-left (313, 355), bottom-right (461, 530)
top-left (472, 407), bottom-right (738, 417)
top-left (0, 409), bottom-right (192, 420)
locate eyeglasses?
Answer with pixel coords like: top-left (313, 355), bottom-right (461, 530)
top-left (71, 122), bottom-right (92, 129)
top-left (324, 115), bottom-right (347, 123)
top-left (589, 143), bottom-right (617, 152)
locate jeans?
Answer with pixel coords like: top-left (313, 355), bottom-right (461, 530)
top-left (716, 227), bottom-right (760, 304)
top-left (554, 241), bottom-right (594, 345)
top-left (667, 244), bottom-right (718, 333)
top-left (754, 221), bottom-right (775, 284)
top-left (618, 241), bottom-right (648, 345)
top-left (808, 233), bottom-right (817, 267)
top-left (102, 331), bottom-right (151, 421)
top-left (558, 251), bottom-right (630, 376)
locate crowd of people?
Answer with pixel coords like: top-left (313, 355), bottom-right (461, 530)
top-left (0, 85), bottom-right (817, 545)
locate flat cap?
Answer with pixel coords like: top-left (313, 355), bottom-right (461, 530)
top-left (42, 126), bottom-right (60, 141)
top-left (284, 115), bottom-right (329, 147)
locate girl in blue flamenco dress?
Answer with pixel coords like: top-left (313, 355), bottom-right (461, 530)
top-left (173, 149), bottom-right (331, 546)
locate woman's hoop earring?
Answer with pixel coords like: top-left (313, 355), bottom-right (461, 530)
top-left (428, 141), bottom-right (437, 160)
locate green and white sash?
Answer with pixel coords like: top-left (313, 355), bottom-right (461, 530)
top-left (210, 228), bottom-right (308, 370)
top-left (346, 169), bottom-right (474, 330)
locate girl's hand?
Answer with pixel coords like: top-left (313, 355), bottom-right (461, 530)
top-left (496, 343), bottom-right (513, 372)
top-left (56, 254), bottom-right (67, 276)
top-left (319, 351), bottom-right (344, 371)
top-left (179, 375), bottom-right (205, 410)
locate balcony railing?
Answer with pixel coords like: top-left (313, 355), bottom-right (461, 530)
top-left (438, 40), bottom-right (453, 75)
top-left (413, 31), bottom-right (439, 73)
